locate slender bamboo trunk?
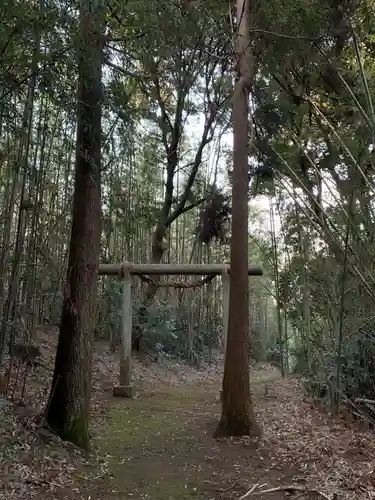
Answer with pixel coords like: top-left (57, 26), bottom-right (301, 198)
top-left (270, 199), bottom-right (284, 376)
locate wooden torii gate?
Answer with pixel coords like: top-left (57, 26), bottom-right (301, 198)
top-left (98, 262), bottom-right (263, 397)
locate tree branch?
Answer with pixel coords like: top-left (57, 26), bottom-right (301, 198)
top-left (167, 108), bottom-right (217, 226)
top-left (176, 196), bottom-right (207, 217)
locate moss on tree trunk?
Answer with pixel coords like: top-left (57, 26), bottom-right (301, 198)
top-left (62, 412), bottom-right (90, 450)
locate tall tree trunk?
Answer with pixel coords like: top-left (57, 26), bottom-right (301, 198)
top-left (301, 230), bottom-right (312, 372)
top-left (46, 0), bottom-right (103, 449)
top-left (216, 0), bottom-right (260, 437)
top-left (0, 16), bottom-right (40, 360)
top-left (270, 198), bottom-right (285, 375)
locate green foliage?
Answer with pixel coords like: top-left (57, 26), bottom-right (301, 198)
top-left (138, 301), bottom-right (222, 364)
top-left (97, 280), bottom-right (123, 344)
top-left (295, 332), bottom-right (375, 415)
top-left (5, 0), bottom-right (375, 433)
top-left (341, 334), bottom-right (375, 401)
top-left (290, 346), bottom-right (310, 375)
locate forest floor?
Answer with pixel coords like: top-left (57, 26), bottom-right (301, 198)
top-left (0, 329), bottom-right (375, 500)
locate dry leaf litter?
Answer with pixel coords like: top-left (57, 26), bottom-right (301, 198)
top-left (0, 328), bottom-right (373, 499)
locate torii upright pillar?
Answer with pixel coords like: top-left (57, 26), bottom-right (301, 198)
top-left (113, 265), bottom-right (135, 397)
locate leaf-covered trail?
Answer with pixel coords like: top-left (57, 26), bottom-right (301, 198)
top-left (1, 348), bottom-right (374, 500)
top-left (81, 369), bottom-right (375, 500)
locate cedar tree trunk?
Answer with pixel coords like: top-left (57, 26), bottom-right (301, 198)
top-left (216, 0), bottom-right (260, 437)
top-left (46, 0), bottom-right (103, 449)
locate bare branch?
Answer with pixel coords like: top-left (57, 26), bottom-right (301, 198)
top-left (167, 107), bottom-right (217, 226)
top-left (104, 58), bottom-right (145, 79)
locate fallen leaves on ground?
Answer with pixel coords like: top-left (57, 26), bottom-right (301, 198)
top-left (0, 401), bottom-right (92, 499)
top-left (0, 331), bottom-right (374, 500)
top-left (252, 377), bottom-right (375, 500)
top-left (0, 331), bottom-right (229, 500)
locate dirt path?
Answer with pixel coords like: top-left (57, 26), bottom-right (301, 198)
top-left (83, 370), bottom-right (279, 500)
top-left (2, 355), bottom-right (374, 500)
top-left (77, 368), bottom-right (374, 500)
